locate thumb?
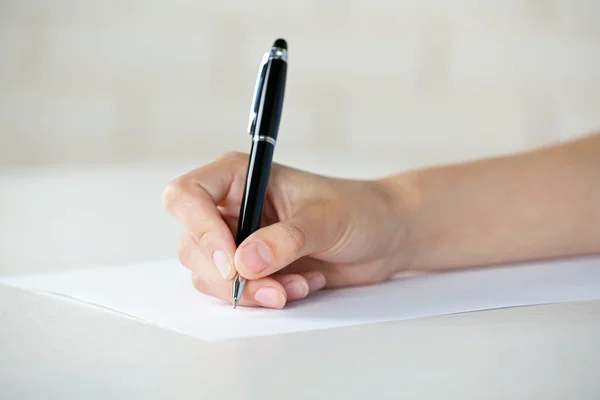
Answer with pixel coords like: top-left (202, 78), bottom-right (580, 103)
top-left (234, 205), bottom-right (342, 279)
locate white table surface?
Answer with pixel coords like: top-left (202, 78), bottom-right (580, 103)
top-left (1, 156), bottom-right (600, 399)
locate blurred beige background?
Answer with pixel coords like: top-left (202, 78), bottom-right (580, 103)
top-left (1, 0), bottom-right (599, 170)
top-left (2, 5), bottom-right (600, 398)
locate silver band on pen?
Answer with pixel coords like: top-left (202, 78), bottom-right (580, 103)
top-left (253, 135), bottom-right (276, 146)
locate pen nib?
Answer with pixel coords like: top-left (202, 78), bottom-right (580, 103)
top-left (232, 275), bottom-right (245, 309)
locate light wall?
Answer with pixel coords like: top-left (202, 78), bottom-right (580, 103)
top-left (1, 1), bottom-right (599, 170)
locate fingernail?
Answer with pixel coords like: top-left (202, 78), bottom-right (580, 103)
top-left (254, 287), bottom-right (285, 308)
top-left (238, 241), bottom-right (272, 274)
top-left (212, 250), bottom-right (231, 279)
top-left (284, 280), bottom-right (309, 300)
top-left (307, 273), bottom-right (326, 293)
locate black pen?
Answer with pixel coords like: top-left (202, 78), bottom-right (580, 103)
top-left (232, 38), bottom-right (288, 308)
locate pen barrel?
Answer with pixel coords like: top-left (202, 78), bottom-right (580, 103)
top-left (235, 139), bottom-right (275, 246)
top-left (255, 59), bottom-right (287, 141)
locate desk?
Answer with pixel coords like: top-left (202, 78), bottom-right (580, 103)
top-left (1, 158), bottom-right (599, 399)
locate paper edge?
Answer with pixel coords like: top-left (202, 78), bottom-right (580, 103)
top-left (2, 255), bottom-right (600, 342)
top-left (0, 281), bottom-right (207, 338)
top-left (1, 280), bottom-right (576, 342)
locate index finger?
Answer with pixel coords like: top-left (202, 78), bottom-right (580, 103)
top-left (161, 152), bottom-right (247, 280)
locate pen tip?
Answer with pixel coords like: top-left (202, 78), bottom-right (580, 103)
top-left (273, 38), bottom-right (287, 50)
top-left (233, 297), bottom-right (239, 309)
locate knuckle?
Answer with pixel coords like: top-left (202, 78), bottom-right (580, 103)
top-left (278, 221), bottom-right (307, 253)
top-left (191, 229), bottom-right (211, 249)
top-left (216, 151), bottom-right (251, 181)
top-left (218, 151), bottom-right (246, 164)
top-left (179, 230), bottom-right (212, 261)
top-left (161, 178), bottom-right (188, 211)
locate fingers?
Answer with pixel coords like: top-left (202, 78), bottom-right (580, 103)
top-left (165, 152), bottom-right (336, 307)
top-left (234, 205), bottom-right (344, 279)
top-left (181, 229), bottom-right (328, 308)
top-left (279, 270), bottom-right (327, 296)
top-left (270, 273), bottom-right (309, 301)
top-left (191, 270), bottom-right (327, 308)
top-left (163, 153), bottom-right (247, 280)
top-left (192, 273), bottom-right (288, 308)
top-left (180, 229), bottom-right (284, 307)
top-left (181, 230), bottom-right (281, 306)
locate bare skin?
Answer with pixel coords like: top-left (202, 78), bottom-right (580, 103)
top-left (162, 131), bottom-right (600, 309)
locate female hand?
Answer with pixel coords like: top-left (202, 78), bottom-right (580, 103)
top-left (162, 151), bottom-right (413, 309)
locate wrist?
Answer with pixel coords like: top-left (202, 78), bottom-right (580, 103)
top-left (376, 170), bottom-right (426, 272)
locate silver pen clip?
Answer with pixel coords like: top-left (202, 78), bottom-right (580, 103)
top-left (247, 52), bottom-right (270, 136)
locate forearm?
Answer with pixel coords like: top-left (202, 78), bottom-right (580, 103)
top-left (387, 132), bottom-right (600, 270)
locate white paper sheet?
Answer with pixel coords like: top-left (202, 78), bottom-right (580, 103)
top-left (2, 256), bottom-right (600, 341)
